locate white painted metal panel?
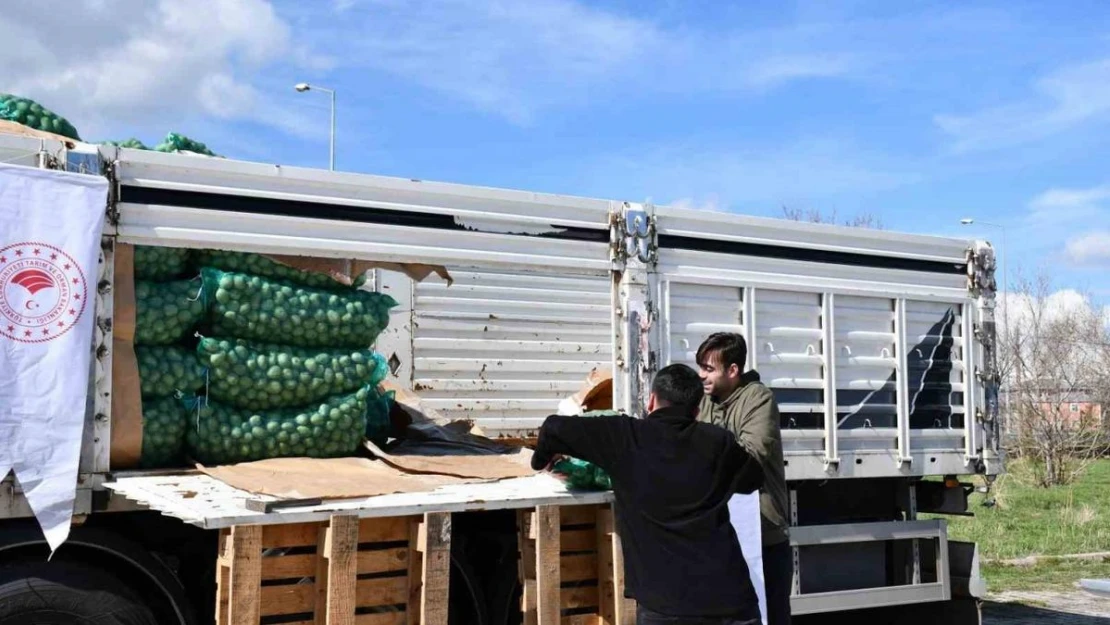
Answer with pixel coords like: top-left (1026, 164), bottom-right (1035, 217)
top-left (834, 296), bottom-right (899, 455)
top-left (905, 300), bottom-right (968, 453)
top-left (410, 268), bottom-right (611, 433)
top-left (755, 290), bottom-right (825, 430)
top-left (664, 281), bottom-right (745, 366)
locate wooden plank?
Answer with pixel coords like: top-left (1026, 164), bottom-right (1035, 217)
top-left (215, 563), bottom-right (230, 625)
top-left (561, 529), bottom-right (596, 553)
top-left (560, 586), bottom-right (600, 610)
top-left (358, 547), bottom-right (410, 575)
top-left (260, 583), bottom-right (315, 617)
top-left (262, 554), bottom-right (317, 580)
top-left (560, 505), bottom-right (598, 527)
top-left (228, 525), bottom-right (263, 625)
top-left (596, 509), bottom-right (616, 625)
top-left (420, 512), bottom-right (452, 625)
top-left (326, 515), bottom-right (360, 625)
top-left (536, 506), bottom-right (562, 625)
top-left (406, 518), bottom-right (423, 625)
top-left (263, 522), bottom-right (324, 549)
top-left (359, 516), bottom-right (412, 543)
top-left (355, 613), bottom-right (407, 625)
top-left (518, 509), bottom-right (538, 625)
top-left (356, 576), bottom-right (410, 607)
top-left (315, 525), bottom-right (330, 625)
top-left (563, 615), bottom-right (601, 625)
top-left (561, 554), bottom-right (598, 583)
top-left (608, 511), bottom-right (636, 625)
top-left (283, 615), bottom-right (406, 625)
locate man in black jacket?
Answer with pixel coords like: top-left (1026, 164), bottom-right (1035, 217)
top-left (532, 364), bottom-right (765, 625)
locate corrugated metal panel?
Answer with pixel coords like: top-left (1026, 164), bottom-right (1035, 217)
top-left (905, 300), bottom-right (967, 452)
top-left (834, 296), bottom-right (899, 454)
top-left (411, 268), bottom-right (611, 432)
top-left (755, 290), bottom-right (825, 428)
top-left (665, 281), bottom-right (744, 366)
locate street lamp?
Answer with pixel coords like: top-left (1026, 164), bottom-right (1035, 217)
top-left (294, 82), bottom-right (336, 171)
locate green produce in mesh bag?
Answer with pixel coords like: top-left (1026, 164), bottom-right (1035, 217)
top-left (193, 249), bottom-right (368, 290)
top-left (140, 396), bottom-right (188, 468)
top-left (183, 386), bottom-right (371, 465)
top-left (102, 138), bottom-right (150, 150)
top-left (153, 132), bottom-right (218, 157)
top-left (137, 345), bottom-right (206, 398)
top-left (552, 410), bottom-right (620, 491)
top-left (365, 386), bottom-right (394, 446)
top-left (200, 268), bottom-right (397, 349)
top-left (135, 278), bottom-right (207, 346)
top-left (197, 337), bottom-right (389, 410)
top-left (0, 93), bottom-right (81, 140)
top-left (134, 245), bottom-right (191, 281)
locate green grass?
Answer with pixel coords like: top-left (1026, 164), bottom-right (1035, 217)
top-left (924, 458), bottom-right (1110, 591)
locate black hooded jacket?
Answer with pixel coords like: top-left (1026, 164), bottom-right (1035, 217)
top-left (532, 406), bottom-right (764, 618)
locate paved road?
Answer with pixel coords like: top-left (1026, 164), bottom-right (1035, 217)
top-left (984, 592), bottom-right (1110, 624)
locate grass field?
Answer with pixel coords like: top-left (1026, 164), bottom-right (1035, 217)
top-left (931, 458), bottom-right (1110, 591)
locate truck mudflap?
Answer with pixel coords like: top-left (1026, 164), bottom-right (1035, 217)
top-left (103, 471), bottom-right (612, 529)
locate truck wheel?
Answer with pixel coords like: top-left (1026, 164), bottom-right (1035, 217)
top-left (0, 561), bottom-right (158, 625)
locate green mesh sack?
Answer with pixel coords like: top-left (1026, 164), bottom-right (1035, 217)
top-left (153, 132), bottom-right (218, 157)
top-left (365, 387), bottom-right (394, 446)
top-left (193, 249), bottom-right (369, 291)
top-left (137, 345), bottom-right (206, 398)
top-left (197, 337), bottom-right (389, 410)
top-left (183, 386), bottom-right (371, 465)
top-left (140, 396), bottom-right (188, 468)
top-left (135, 278), bottom-right (207, 346)
top-left (200, 268), bottom-right (397, 349)
top-left (552, 410), bottom-right (620, 490)
top-left (0, 94), bottom-right (81, 140)
top-left (134, 245), bottom-right (191, 281)
top-left (102, 138), bottom-right (150, 150)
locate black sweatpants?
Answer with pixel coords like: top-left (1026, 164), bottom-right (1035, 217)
top-left (762, 539), bottom-right (793, 625)
top-left (636, 605), bottom-right (760, 625)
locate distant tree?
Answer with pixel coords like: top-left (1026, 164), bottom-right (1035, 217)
top-left (781, 205), bottom-right (885, 230)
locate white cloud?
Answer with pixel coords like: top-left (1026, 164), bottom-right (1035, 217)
top-left (1027, 184), bottom-right (1110, 224)
top-left (935, 59), bottom-right (1110, 153)
top-left (299, 0), bottom-right (863, 124)
top-left (0, 0), bottom-right (320, 142)
top-left (1066, 231), bottom-right (1110, 267)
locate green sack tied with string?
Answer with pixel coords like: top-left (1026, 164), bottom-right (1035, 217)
top-left (183, 386), bottom-right (371, 465)
top-left (134, 278), bottom-right (207, 346)
top-left (140, 396), bottom-right (188, 469)
top-left (197, 337), bottom-right (389, 410)
top-left (551, 410), bottom-right (620, 491)
top-left (193, 249), bottom-right (369, 291)
top-left (134, 245), bottom-right (191, 281)
top-left (137, 345), bottom-right (206, 398)
top-left (199, 268), bottom-right (397, 349)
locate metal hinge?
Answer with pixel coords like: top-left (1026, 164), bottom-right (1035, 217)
top-left (611, 202), bottom-right (656, 265)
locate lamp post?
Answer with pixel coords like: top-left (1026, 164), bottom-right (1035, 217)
top-left (294, 83), bottom-right (336, 171)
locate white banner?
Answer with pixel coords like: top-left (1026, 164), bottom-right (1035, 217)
top-left (0, 162), bottom-right (108, 553)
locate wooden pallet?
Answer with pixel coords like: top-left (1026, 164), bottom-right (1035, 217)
top-left (518, 503), bottom-right (636, 625)
top-left (215, 512), bottom-right (451, 625)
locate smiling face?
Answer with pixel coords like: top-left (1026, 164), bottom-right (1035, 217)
top-left (697, 349), bottom-right (741, 402)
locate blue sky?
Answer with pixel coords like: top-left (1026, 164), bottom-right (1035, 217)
top-left (5, 0), bottom-right (1109, 303)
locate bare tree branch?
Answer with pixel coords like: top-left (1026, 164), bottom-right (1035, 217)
top-left (780, 205), bottom-right (885, 229)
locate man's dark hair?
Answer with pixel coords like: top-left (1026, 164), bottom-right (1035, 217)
top-left (651, 364), bottom-right (704, 415)
top-left (696, 332), bottom-right (747, 371)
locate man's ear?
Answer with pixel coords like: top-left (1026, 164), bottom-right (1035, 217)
top-left (646, 393), bottom-right (657, 413)
top-left (728, 362), bottom-right (742, 380)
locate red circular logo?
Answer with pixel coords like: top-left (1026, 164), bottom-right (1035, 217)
top-left (0, 242), bottom-right (88, 344)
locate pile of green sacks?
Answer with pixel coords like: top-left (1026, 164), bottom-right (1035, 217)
top-left (132, 246), bottom-right (396, 467)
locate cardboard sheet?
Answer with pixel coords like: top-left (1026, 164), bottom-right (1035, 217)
top-left (264, 254), bottom-right (453, 287)
top-left (200, 457), bottom-right (471, 501)
top-left (109, 243), bottom-right (144, 469)
top-left (364, 439), bottom-right (536, 480)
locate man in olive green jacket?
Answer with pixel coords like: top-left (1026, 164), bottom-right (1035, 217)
top-left (697, 332), bottom-right (791, 625)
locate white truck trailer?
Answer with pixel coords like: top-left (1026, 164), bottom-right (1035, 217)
top-left (0, 132), bottom-right (1002, 624)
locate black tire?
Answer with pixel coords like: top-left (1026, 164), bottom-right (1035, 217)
top-left (0, 561), bottom-right (158, 625)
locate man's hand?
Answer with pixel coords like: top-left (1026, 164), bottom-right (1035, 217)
top-left (543, 453), bottom-right (566, 472)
